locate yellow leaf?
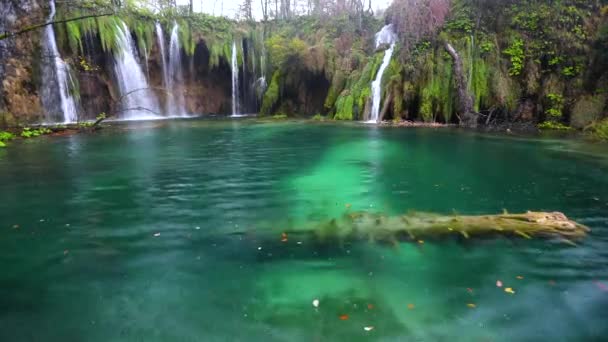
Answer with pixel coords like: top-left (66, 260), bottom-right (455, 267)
top-left (505, 287), bottom-right (515, 294)
top-left (467, 303), bottom-right (476, 308)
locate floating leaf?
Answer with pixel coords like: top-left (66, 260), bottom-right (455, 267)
top-left (153, 232), bottom-right (161, 237)
top-left (339, 314), bottom-right (349, 320)
top-left (407, 303), bottom-right (415, 310)
top-left (281, 232), bottom-right (288, 242)
top-left (496, 280), bottom-right (503, 287)
top-left (467, 288), bottom-right (473, 293)
top-left (516, 276), bottom-right (524, 280)
top-left (367, 303), bottom-right (374, 310)
top-left (467, 303), bottom-right (476, 308)
top-left (312, 299), bottom-right (319, 307)
top-left (417, 240), bottom-right (425, 244)
top-left (505, 287), bottom-right (515, 294)
top-left (364, 326), bottom-right (374, 331)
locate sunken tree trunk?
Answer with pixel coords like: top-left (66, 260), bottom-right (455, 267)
top-left (445, 42), bottom-right (479, 128)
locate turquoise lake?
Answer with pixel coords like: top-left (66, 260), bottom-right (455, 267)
top-left (0, 119), bottom-right (607, 341)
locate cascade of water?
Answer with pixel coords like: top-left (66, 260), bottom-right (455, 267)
top-left (231, 41), bottom-right (240, 116)
top-left (240, 40), bottom-right (247, 113)
top-left (369, 24), bottom-right (397, 123)
top-left (155, 23), bottom-right (169, 88)
top-left (41, 0), bottom-right (78, 123)
top-left (143, 42), bottom-right (150, 79)
top-left (168, 23), bottom-right (186, 116)
top-left (113, 20), bottom-right (160, 119)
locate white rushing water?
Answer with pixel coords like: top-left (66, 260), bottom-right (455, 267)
top-left (155, 23), bottom-right (169, 89)
top-left (368, 24), bottom-right (397, 123)
top-left (168, 23), bottom-right (186, 116)
top-left (113, 20), bottom-right (160, 120)
top-left (231, 41), bottom-right (240, 116)
top-left (42, 0), bottom-right (78, 123)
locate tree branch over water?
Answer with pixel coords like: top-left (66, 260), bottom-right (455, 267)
top-left (0, 12), bottom-right (114, 41)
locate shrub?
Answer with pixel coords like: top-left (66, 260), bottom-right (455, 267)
top-left (504, 37), bottom-right (525, 76)
top-left (585, 119), bottom-right (608, 140)
top-left (538, 121), bottom-right (572, 130)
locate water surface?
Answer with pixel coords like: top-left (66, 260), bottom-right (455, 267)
top-left (0, 120), bottom-right (607, 341)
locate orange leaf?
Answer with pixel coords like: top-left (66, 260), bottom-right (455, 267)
top-left (367, 304), bottom-right (374, 310)
top-left (339, 314), bottom-right (349, 320)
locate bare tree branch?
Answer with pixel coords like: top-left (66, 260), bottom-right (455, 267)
top-left (0, 12), bottom-right (114, 41)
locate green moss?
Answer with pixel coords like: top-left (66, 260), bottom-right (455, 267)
top-left (538, 121), bottom-right (572, 130)
top-left (334, 93), bottom-right (354, 121)
top-left (260, 71), bottom-right (281, 115)
top-left (586, 119), bottom-right (608, 140)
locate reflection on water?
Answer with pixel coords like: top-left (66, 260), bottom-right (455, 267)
top-left (0, 120), bottom-right (607, 341)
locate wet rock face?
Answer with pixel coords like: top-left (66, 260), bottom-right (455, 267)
top-left (0, 0), bottom-right (45, 126)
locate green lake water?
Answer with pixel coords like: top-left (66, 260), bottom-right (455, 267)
top-left (0, 119), bottom-right (607, 341)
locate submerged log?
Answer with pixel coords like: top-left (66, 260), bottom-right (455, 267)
top-left (278, 211), bottom-right (589, 245)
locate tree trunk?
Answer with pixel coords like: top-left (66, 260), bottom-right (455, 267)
top-left (445, 42), bottom-right (478, 128)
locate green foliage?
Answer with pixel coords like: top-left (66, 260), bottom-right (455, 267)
top-left (445, 1), bottom-right (474, 34)
top-left (586, 119), bottom-right (608, 140)
top-left (503, 37), bottom-right (525, 76)
top-left (270, 114), bottom-right (288, 120)
top-left (266, 35), bottom-right (308, 71)
top-left (20, 127), bottom-right (52, 139)
top-left (0, 131), bottom-right (15, 142)
top-left (0, 131), bottom-right (15, 147)
top-left (545, 93), bottom-right (564, 119)
top-left (538, 121), bottom-right (572, 130)
top-left (311, 114), bottom-right (326, 121)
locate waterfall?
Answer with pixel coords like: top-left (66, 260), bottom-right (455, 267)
top-left (113, 20), bottom-right (160, 119)
top-left (168, 23), bottom-right (186, 116)
top-left (231, 41), bottom-right (240, 116)
top-left (369, 24), bottom-right (397, 123)
top-left (155, 23), bottom-right (169, 89)
top-left (41, 0), bottom-right (78, 123)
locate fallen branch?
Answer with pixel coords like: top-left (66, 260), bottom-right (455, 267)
top-left (0, 13), bottom-right (114, 41)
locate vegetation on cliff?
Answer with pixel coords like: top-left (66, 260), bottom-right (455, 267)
top-left (0, 0), bottom-right (606, 135)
